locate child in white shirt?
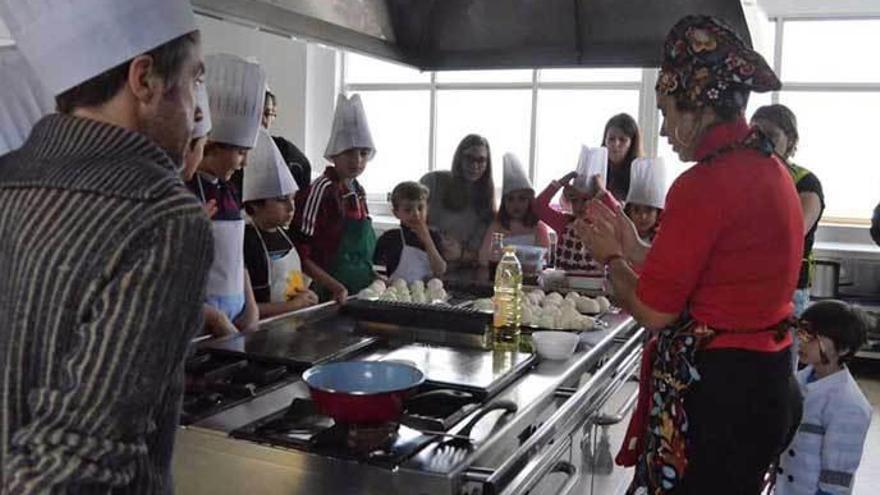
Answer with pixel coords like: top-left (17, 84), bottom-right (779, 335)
top-left (775, 300), bottom-right (873, 495)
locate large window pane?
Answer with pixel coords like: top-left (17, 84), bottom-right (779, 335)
top-left (534, 90), bottom-right (639, 188)
top-left (435, 69), bottom-right (532, 83)
top-left (779, 91), bottom-right (880, 220)
top-left (435, 90), bottom-right (532, 191)
top-left (540, 68), bottom-right (641, 83)
top-left (345, 52), bottom-right (430, 84)
top-left (782, 20), bottom-right (880, 83)
top-left (353, 91), bottom-right (430, 197)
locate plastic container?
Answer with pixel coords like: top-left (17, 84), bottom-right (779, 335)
top-left (510, 245), bottom-right (547, 275)
top-left (532, 331), bottom-right (579, 360)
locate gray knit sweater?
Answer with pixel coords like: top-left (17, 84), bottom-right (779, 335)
top-left (0, 115), bottom-right (213, 494)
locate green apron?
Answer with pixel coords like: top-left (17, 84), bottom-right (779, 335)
top-left (325, 216), bottom-right (377, 298)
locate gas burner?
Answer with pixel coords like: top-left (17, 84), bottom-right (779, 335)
top-left (233, 399), bottom-right (445, 469)
top-left (343, 422), bottom-right (400, 454)
top-left (181, 350), bottom-right (297, 425)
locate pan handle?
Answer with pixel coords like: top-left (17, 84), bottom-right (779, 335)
top-left (457, 400), bottom-right (518, 440)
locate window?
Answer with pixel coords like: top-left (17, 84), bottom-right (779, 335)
top-left (342, 16), bottom-right (880, 222)
top-left (435, 90), bottom-right (532, 185)
top-left (775, 18), bottom-right (880, 221)
top-left (355, 91), bottom-right (430, 200)
top-left (782, 20), bottom-right (880, 84)
top-left (535, 89), bottom-right (640, 187)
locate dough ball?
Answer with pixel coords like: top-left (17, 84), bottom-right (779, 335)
top-left (576, 297), bottom-right (601, 314)
top-left (427, 278), bottom-right (444, 292)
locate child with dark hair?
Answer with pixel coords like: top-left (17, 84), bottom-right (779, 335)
top-left (373, 181), bottom-right (447, 283)
top-left (479, 153), bottom-right (551, 270)
top-left (775, 300), bottom-right (873, 495)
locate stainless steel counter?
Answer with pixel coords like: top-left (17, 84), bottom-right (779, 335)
top-left (174, 309), bottom-right (642, 495)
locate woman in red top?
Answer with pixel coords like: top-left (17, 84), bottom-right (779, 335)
top-left (580, 16), bottom-right (804, 494)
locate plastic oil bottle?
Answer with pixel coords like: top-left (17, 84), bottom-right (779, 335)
top-left (493, 245), bottom-right (522, 352)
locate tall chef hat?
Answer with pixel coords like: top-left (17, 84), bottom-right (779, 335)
top-left (243, 128), bottom-right (298, 203)
top-left (502, 152), bottom-right (532, 196)
top-left (205, 53), bottom-right (267, 149)
top-left (626, 157), bottom-right (668, 210)
top-left (0, 0), bottom-right (197, 96)
top-left (324, 93), bottom-right (376, 160)
top-left (0, 46), bottom-right (54, 155)
top-left (572, 145), bottom-right (608, 196)
top-left (192, 82), bottom-right (212, 140)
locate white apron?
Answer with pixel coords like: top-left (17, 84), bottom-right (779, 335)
top-left (390, 229), bottom-right (432, 284)
top-left (253, 226), bottom-right (309, 302)
top-left (504, 233), bottom-right (537, 246)
top-left (197, 175), bottom-right (246, 320)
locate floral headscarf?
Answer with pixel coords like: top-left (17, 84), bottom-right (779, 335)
top-left (657, 15), bottom-right (781, 111)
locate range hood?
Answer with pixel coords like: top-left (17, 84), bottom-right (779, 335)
top-left (192, 0), bottom-right (752, 70)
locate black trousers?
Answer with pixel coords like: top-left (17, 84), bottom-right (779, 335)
top-left (671, 348), bottom-right (803, 495)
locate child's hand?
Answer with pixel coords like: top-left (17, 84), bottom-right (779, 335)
top-left (203, 199), bottom-right (219, 219)
top-left (441, 236), bottom-right (463, 262)
top-left (290, 290), bottom-right (319, 310)
top-left (558, 171), bottom-right (578, 185)
top-left (329, 282), bottom-right (349, 305)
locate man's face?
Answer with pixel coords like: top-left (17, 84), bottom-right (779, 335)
top-left (139, 36), bottom-right (204, 167)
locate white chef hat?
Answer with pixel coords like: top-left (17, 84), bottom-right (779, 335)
top-left (572, 145), bottom-right (608, 195)
top-left (626, 157), bottom-right (668, 210)
top-left (192, 82), bottom-right (212, 140)
top-left (205, 53), bottom-right (266, 149)
top-left (0, 0), bottom-right (197, 96)
top-left (243, 128), bottom-right (298, 203)
top-left (502, 152), bottom-right (532, 196)
top-left (0, 46), bottom-right (54, 155)
top-left (324, 93), bottom-right (376, 161)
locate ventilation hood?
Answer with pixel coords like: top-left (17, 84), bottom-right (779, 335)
top-left (192, 0), bottom-right (753, 70)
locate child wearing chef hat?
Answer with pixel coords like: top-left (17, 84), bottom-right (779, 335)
top-left (188, 53), bottom-right (267, 337)
top-left (479, 153), bottom-right (551, 270)
top-left (624, 157), bottom-right (668, 242)
top-left (293, 93), bottom-right (378, 303)
top-left (242, 128), bottom-right (318, 318)
top-left (534, 146), bottom-right (607, 271)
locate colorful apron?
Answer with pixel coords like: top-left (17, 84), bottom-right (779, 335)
top-left (390, 229), bottom-right (432, 284)
top-left (326, 216), bottom-right (376, 296)
top-left (197, 175), bottom-right (246, 321)
top-left (253, 227), bottom-right (310, 302)
top-left (624, 320), bottom-right (716, 494)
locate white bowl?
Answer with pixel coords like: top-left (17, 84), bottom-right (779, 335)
top-left (531, 331), bottom-right (579, 360)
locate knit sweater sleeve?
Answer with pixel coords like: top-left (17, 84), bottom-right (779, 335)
top-left (534, 181), bottom-right (569, 233)
top-left (3, 209), bottom-right (212, 494)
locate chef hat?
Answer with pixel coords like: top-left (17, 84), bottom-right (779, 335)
top-left (626, 157), bottom-right (668, 210)
top-left (205, 53), bottom-right (266, 149)
top-left (0, 0), bottom-right (197, 96)
top-left (192, 82), bottom-right (212, 140)
top-left (572, 146), bottom-right (608, 196)
top-left (0, 46), bottom-right (54, 155)
top-left (324, 93), bottom-right (376, 160)
top-left (243, 128), bottom-right (298, 203)
top-left (502, 152), bottom-right (532, 196)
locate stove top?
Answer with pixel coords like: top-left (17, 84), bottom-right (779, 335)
top-left (182, 350), bottom-right (299, 425)
top-left (232, 399), bottom-right (443, 469)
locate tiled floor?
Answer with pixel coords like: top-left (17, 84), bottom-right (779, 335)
top-left (853, 363), bottom-right (880, 493)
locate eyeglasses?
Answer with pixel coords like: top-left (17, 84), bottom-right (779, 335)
top-left (463, 154), bottom-right (488, 165)
top-left (797, 324), bottom-right (831, 365)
